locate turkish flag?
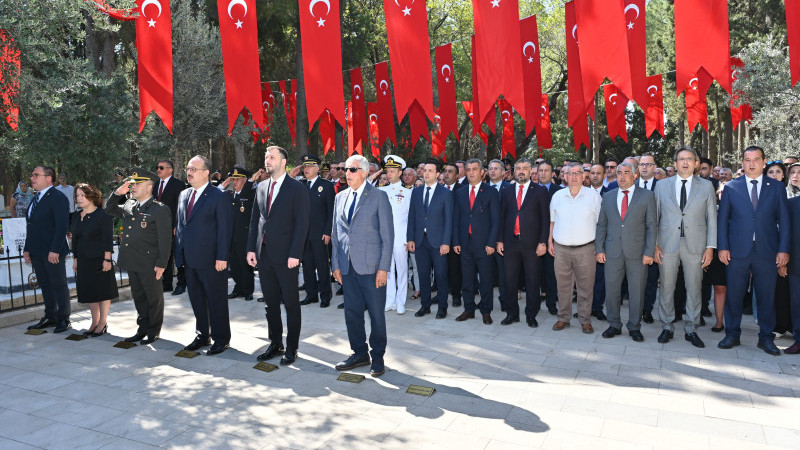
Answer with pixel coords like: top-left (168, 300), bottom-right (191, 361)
top-left (685, 69), bottom-right (713, 132)
top-left (0, 30), bottom-right (20, 131)
top-left (349, 68), bottom-right (369, 152)
top-left (367, 102), bottom-right (381, 159)
top-left (135, 0), bottom-right (173, 133)
top-left (498, 99), bottom-right (516, 159)
top-left (279, 80), bottom-right (298, 147)
top-left (435, 44), bottom-right (459, 141)
top-left (346, 101), bottom-right (361, 155)
top-left (788, 0), bottom-right (800, 86)
top-left (537, 95), bottom-right (552, 151)
top-left (383, 0), bottom-right (434, 121)
top-left (565, 1), bottom-right (594, 127)
top-left (260, 83), bottom-right (275, 142)
top-left (603, 83), bottom-right (628, 142)
top-left (624, 0), bottom-right (648, 110)
top-left (572, 113), bottom-right (591, 152)
top-left (299, 0), bottom-right (345, 129)
top-left (319, 110), bottom-right (336, 155)
top-left (644, 74), bottom-right (664, 138)
top-left (408, 101), bottom-right (430, 146)
top-left (520, 15), bottom-right (542, 136)
top-left (470, 36), bottom-right (496, 136)
top-left (574, 0), bottom-right (634, 110)
top-left (217, 0), bottom-right (263, 135)
top-left (675, 0), bottom-right (731, 95)
top-left (461, 101), bottom-right (489, 145)
top-left (374, 62), bottom-right (397, 146)
top-left (472, 0), bottom-right (525, 125)
top-left (431, 107), bottom-right (446, 159)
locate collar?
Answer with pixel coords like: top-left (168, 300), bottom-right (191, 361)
top-left (388, 181), bottom-right (403, 188)
top-left (678, 174), bottom-right (692, 183)
top-left (619, 184), bottom-right (636, 194)
top-left (468, 182), bottom-right (481, 189)
top-left (745, 174), bottom-right (763, 185)
top-left (192, 182), bottom-right (209, 197)
top-left (518, 181), bottom-right (530, 191)
top-left (639, 176), bottom-right (654, 184)
top-left (138, 196), bottom-right (153, 206)
top-left (159, 175), bottom-right (172, 183)
top-left (445, 183), bottom-right (457, 190)
top-left (539, 182), bottom-right (551, 189)
top-left (458, 176), bottom-right (466, 184)
top-left (270, 172), bottom-right (287, 185)
top-left (424, 181), bottom-right (438, 189)
top-left (307, 176), bottom-right (319, 185)
top-left (37, 185), bottom-right (52, 199)
top-left (350, 181), bottom-right (367, 197)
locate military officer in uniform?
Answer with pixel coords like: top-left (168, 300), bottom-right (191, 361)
top-left (104, 168), bottom-right (172, 344)
top-left (222, 166), bottom-right (256, 301)
top-left (379, 155), bottom-right (412, 314)
top-left (299, 154), bottom-right (336, 307)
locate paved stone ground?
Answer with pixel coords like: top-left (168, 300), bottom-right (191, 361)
top-left (1, 280), bottom-right (799, 449)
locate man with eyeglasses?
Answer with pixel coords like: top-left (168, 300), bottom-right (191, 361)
top-left (152, 159), bottom-right (187, 295)
top-left (635, 154), bottom-right (659, 324)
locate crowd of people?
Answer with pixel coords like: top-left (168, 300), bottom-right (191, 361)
top-left (18, 145), bottom-right (800, 378)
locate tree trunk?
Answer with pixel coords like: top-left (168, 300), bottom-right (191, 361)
top-left (295, 27), bottom-right (309, 158)
top-left (234, 142), bottom-right (245, 165)
top-left (678, 115), bottom-right (685, 148)
top-left (102, 32), bottom-right (116, 78)
top-left (592, 100), bottom-right (600, 163)
top-left (82, 11), bottom-right (102, 72)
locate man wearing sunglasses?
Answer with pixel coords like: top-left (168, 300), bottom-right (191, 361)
top-left (152, 159), bottom-right (187, 295)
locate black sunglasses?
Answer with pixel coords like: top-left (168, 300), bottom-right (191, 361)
top-left (344, 167), bottom-right (361, 173)
top-left (157, 166), bottom-right (168, 170)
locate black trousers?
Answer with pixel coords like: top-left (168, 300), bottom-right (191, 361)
top-left (540, 253), bottom-right (557, 309)
top-left (185, 266), bottom-right (231, 344)
top-left (229, 241), bottom-right (254, 295)
top-left (503, 247), bottom-right (542, 319)
top-left (259, 259), bottom-right (302, 351)
top-left (31, 255), bottom-right (70, 321)
top-left (461, 242), bottom-right (494, 314)
top-left (302, 238), bottom-right (332, 301)
top-left (162, 239), bottom-right (186, 289)
top-left (447, 249), bottom-right (462, 301)
top-left (129, 270), bottom-right (164, 337)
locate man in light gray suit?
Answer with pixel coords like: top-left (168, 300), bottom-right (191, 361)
top-left (596, 161), bottom-right (657, 342)
top-left (654, 147), bottom-right (717, 348)
top-left (331, 154), bottom-right (394, 377)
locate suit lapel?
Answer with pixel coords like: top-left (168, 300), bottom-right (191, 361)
top-left (520, 184), bottom-right (536, 210)
top-left (667, 177), bottom-right (680, 210)
top-left (352, 183), bottom-right (371, 222)
top-left (684, 176), bottom-right (702, 209)
top-left (187, 184), bottom-right (211, 222)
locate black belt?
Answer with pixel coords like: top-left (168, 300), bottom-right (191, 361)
top-left (557, 240), bottom-right (594, 248)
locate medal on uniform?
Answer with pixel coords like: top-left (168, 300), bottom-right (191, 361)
top-left (318, 186), bottom-right (323, 193)
top-left (141, 220), bottom-right (147, 228)
top-left (240, 205), bottom-right (245, 212)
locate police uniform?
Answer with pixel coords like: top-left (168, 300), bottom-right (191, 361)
top-left (104, 168), bottom-right (172, 342)
top-left (379, 155), bottom-right (412, 313)
top-left (299, 154), bottom-right (335, 307)
top-left (224, 168), bottom-right (256, 300)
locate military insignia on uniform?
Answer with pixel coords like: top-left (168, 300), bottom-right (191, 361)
top-left (318, 186), bottom-right (324, 193)
top-left (240, 205), bottom-right (245, 213)
top-left (141, 221), bottom-right (147, 228)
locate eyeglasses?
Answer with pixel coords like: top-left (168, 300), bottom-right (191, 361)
top-left (31, 173), bottom-right (45, 178)
top-left (605, 165), bottom-right (617, 169)
top-left (676, 157), bottom-right (695, 163)
top-left (157, 166), bottom-right (169, 170)
top-left (638, 163), bottom-right (655, 167)
top-left (185, 167), bottom-right (208, 173)
top-left (344, 167), bottom-right (361, 173)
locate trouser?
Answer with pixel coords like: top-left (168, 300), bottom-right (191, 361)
top-left (386, 241), bottom-right (408, 308)
top-left (229, 241), bottom-right (254, 295)
top-left (162, 239), bottom-right (186, 289)
top-left (302, 238), bottom-right (332, 302)
top-left (605, 257), bottom-right (648, 331)
top-left (342, 262), bottom-right (387, 362)
top-left (129, 270), bottom-right (164, 337)
top-left (554, 242), bottom-right (595, 325)
top-left (185, 266), bottom-right (231, 344)
top-left (643, 263), bottom-right (659, 313)
top-left (259, 259), bottom-right (302, 351)
top-left (447, 248), bottom-right (462, 301)
top-left (415, 235), bottom-right (449, 312)
top-left (593, 262), bottom-right (606, 313)
top-left (788, 274), bottom-right (800, 343)
top-left (494, 252), bottom-right (506, 306)
top-left (31, 255), bottom-right (70, 321)
top-left (724, 252), bottom-right (778, 342)
top-left (656, 239), bottom-right (703, 334)
top-left (460, 241), bottom-right (494, 314)
top-left (503, 248), bottom-right (542, 319)
top-left (540, 253), bottom-right (558, 309)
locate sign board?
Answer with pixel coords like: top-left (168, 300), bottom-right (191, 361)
top-left (2, 218), bottom-right (26, 255)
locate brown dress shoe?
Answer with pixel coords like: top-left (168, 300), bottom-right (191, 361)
top-left (581, 323), bottom-right (594, 334)
top-left (784, 342), bottom-right (800, 354)
top-left (552, 321), bottom-right (570, 331)
top-left (455, 311), bottom-right (475, 322)
top-left (482, 314), bottom-right (493, 325)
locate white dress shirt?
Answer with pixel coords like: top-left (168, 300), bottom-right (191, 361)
top-left (550, 187), bottom-right (602, 245)
top-left (343, 181), bottom-right (367, 216)
top-left (637, 177), bottom-right (655, 191)
top-left (675, 175), bottom-right (693, 205)
top-left (745, 174), bottom-right (763, 199)
top-left (616, 184), bottom-right (636, 215)
top-left (265, 172), bottom-right (287, 210)
top-left (515, 181), bottom-right (531, 206)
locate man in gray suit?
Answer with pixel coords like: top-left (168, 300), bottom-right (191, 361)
top-left (596, 161), bottom-right (657, 342)
top-left (653, 147), bottom-right (717, 348)
top-left (332, 154), bottom-right (394, 377)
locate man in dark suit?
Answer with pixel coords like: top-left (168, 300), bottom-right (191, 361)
top-left (783, 194), bottom-right (800, 354)
top-left (299, 154), bottom-right (335, 308)
top-left (717, 146), bottom-right (790, 355)
top-left (24, 166), bottom-right (72, 333)
top-left (453, 159), bottom-right (499, 325)
top-left (497, 158), bottom-right (550, 327)
top-left (588, 163), bottom-right (608, 320)
top-left (537, 160), bottom-right (562, 316)
top-left (247, 146), bottom-right (310, 365)
top-left (442, 162), bottom-right (463, 307)
top-left (487, 159), bottom-right (511, 311)
top-left (176, 155), bottom-right (233, 355)
top-left (221, 166), bottom-right (256, 301)
top-left (407, 158), bottom-right (453, 319)
top-left (152, 159), bottom-right (187, 295)
top-left (635, 154), bottom-right (659, 324)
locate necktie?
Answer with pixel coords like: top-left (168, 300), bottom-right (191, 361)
top-left (158, 180), bottom-right (164, 200)
top-left (515, 184), bottom-right (523, 235)
top-left (750, 179), bottom-right (758, 210)
top-left (347, 192), bottom-right (357, 223)
top-left (187, 190), bottom-right (196, 219)
top-left (469, 186), bottom-right (476, 235)
top-left (266, 181), bottom-right (276, 216)
top-left (29, 194), bottom-right (39, 217)
top-left (679, 180), bottom-right (687, 211)
top-left (424, 186), bottom-right (430, 212)
top-left (620, 190), bottom-right (629, 220)
top-left (307, 180), bottom-right (312, 188)
top-left (643, 180), bottom-right (648, 190)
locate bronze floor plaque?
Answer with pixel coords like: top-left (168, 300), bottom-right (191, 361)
top-left (24, 329), bottom-right (47, 335)
top-left (253, 362), bottom-right (279, 373)
top-left (65, 334), bottom-right (87, 341)
top-left (406, 385), bottom-right (436, 397)
top-left (113, 341), bottom-right (137, 349)
top-left (175, 350), bottom-right (199, 358)
top-left (337, 373), bottom-right (365, 383)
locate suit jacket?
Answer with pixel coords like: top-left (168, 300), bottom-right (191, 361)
top-left (717, 175), bottom-right (790, 259)
top-left (227, 181), bottom-right (256, 249)
top-left (595, 187), bottom-right (657, 259)
top-left (331, 182), bottom-right (394, 276)
top-left (607, 180), bottom-right (619, 191)
top-left (498, 183), bottom-right (550, 251)
top-left (540, 182), bottom-right (562, 200)
top-left (246, 175), bottom-right (309, 264)
top-left (153, 176), bottom-right (186, 227)
top-left (654, 176), bottom-right (717, 254)
top-left (407, 183), bottom-right (453, 246)
top-left (24, 188), bottom-right (70, 257)
top-left (305, 177), bottom-right (335, 239)
top-left (175, 183), bottom-right (233, 269)
top-left (105, 194), bottom-right (172, 271)
top-left (788, 197), bottom-right (800, 276)
top-left (452, 182), bottom-right (499, 251)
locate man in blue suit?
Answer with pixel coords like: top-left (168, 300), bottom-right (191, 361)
top-left (784, 193), bottom-right (800, 354)
top-left (487, 160), bottom-right (511, 311)
top-left (24, 166), bottom-right (71, 333)
top-left (453, 159), bottom-right (500, 325)
top-left (717, 146), bottom-right (790, 355)
top-left (176, 155), bottom-right (234, 355)
top-left (537, 161), bottom-right (562, 316)
top-left (407, 158), bottom-right (453, 319)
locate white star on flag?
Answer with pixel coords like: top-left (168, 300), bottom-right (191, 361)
top-left (402, 6), bottom-right (411, 16)
top-left (627, 21), bottom-right (634, 29)
top-left (491, 0), bottom-right (500, 7)
top-left (528, 57), bottom-right (534, 63)
top-left (148, 19), bottom-right (156, 27)
top-left (235, 20), bottom-right (243, 29)
top-left (317, 18), bottom-right (326, 27)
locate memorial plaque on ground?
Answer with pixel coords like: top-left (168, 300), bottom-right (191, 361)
top-left (175, 349), bottom-right (199, 358)
top-left (24, 329), bottom-right (46, 335)
top-left (113, 341), bottom-right (137, 349)
top-left (406, 385), bottom-right (436, 396)
top-left (337, 373), bottom-right (365, 383)
top-left (65, 334), bottom-right (87, 341)
top-left (253, 362), bottom-right (279, 372)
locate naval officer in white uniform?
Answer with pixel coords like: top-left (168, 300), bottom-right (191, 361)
top-left (379, 155), bottom-right (413, 314)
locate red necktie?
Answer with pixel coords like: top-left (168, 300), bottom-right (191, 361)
top-left (158, 180), bottom-right (164, 200)
top-left (621, 190), bottom-right (629, 220)
top-left (469, 185), bottom-right (476, 235)
top-left (186, 190), bottom-right (196, 219)
top-left (515, 184), bottom-right (523, 235)
top-left (266, 180), bottom-right (276, 216)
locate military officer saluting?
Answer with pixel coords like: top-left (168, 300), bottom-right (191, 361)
top-left (220, 165), bottom-right (256, 301)
top-left (299, 154), bottom-right (336, 308)
top-left (104, 168), bottom-right (172, 345)
top-left (379, 155), bottom-right (412, 314)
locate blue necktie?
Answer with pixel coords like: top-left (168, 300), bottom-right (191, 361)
top-left (423, 186), bottom-right (430, 212)
top-left (347, 192), bottom-right (357, 224)
top-left (28, 194), bottom-right (39, 218)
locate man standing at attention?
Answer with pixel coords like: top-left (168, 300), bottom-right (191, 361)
top-left (635, 154), bottom-right (659, 324)
top-left (220, 166), bottom-right (256, 301)
top-left (331, 155), bottom-right (394, 377)
top-left (153, 159), bottom-right (187, 295)
top-left (299, 154), bottom-right (335, 308)
top-left (379, 155), bottom-right (412, 314)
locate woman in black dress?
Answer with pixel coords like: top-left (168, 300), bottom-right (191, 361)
top-left (71, 183), bottom-right (119, 336)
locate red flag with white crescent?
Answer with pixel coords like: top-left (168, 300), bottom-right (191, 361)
top-left (498, 99), bottom-right (516, 159)
top-left (135, 0), bottom-right (173, 133)
top-left (685, 69), bottom-right (712, 132)
top-left (472, 0), bottom-right (525, 125)
top-left (435, 44), bottom-right (459, 141)
top-left (431, 107), bottom-right (447, 159)
top-left (408, 101), bottom-right (430, 146)
top-left (279, 80), bottom-right (298, 147)
top-left (624, 0), bottom-right (648, 110)
top-left (470, 36), bottom-right (496, 136)
top-left (260, 83), bottom-right (275, 142)
top-left (374, 62), bottom-right (397, 146)
top-left (461, 101), bottom-right (489, 145)
top-left (644, 74), bottom-right (664, 138)
top-left (537, 95), bottom-right (552, 151)
top-left (675, 0), bottom-right (731, 95)
top-left (367, 102), bottom-right (381, 159)
top-left (349, 68), bottom-right (368, 152)
top-left (383, 0), bottom-right (434, 121)
top-left (565, 2), bottom-right (594, 127)
top-left (0, 30), bottom-right (20, 131)
top-left (319, 110), bottom-right (336, 155)
top-left (787, 0), bottom-right (800, 86)
top-left (299, 0), bottom-right (345, 130)
top-left (572, 113), bottom-right (590, 152)
top-left (603, 84), bottom-right (628, 142)
top-left (346, 101), bottom-right (360, 155)
top-left (520, 15), bottom-right (542, 136)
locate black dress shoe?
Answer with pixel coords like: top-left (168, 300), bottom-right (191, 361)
top-left (602, 327), bottom-right (622, 338)
top-left (757, 340), bottom-right (781, 356)
top-left (414, 307), bottom-right (431, 317)
top-left (435, 310), bottom-right (447, 319)
top-left (717, 335), bottom-right (741, 349)
top-left (140, 335), bottom-right (159, 345)
top-left (280, 350), bottom-right (297, 365)
top-left (244, 295), bottom-right (254, 301)
top-left (53, 320), bottom-right (72, 334)
top-left (184, 336), bottom-right (212, 351)
top-left (452, 298), bottom-right (462, 307)
top-left (657, 330), bottom-right (674, 344)
top-left (299, 297), bottom-right (319, 305)
top-left (207, 342), bottom-right (230, 355)
top-left (685, 332), bottom-right (705, 348)
top-left (27, 317), bottom-right (56, 330)
top-left (336, 287), bottom-right (344, 296)
top-left (257, 297), bottom-right (265, 302)
top-left (593, 310), bottom-right (607, 321)
top-left (527, 317), bottom-right (538, 328)
top-left (642, 311), bottom-right (654, 324)
top-left (370, 361), bottom-right (385, 377)
top-left (482, 314), bottom-right (493, 325)
top-left (125, 332), bottom-right (147, 343)
top-left (227, 292), bottom-right (242, 299)
top-left (500, 314), bottom-right (520, 325)
top-left (337, 302), bottom-right (345, 309)
top-left (711, 325), bottom-right (725, 333)
top-left (455, 311), bottom-right (475, 322)
top-left (335, 353), bottom-right (370, 371)
top-left (629, 330), bottom-right (645, 342)
top-left (172, 285), bottom-right (186, 295)
top-left (320, 300), bottom-right (330, 308)
top-left (257, 343), bottom-right (285, 361)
